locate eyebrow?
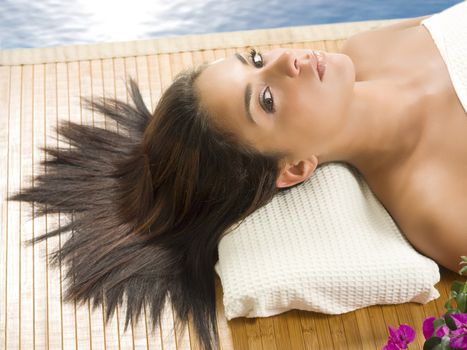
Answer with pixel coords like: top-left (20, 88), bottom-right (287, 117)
top-left (235, 53), bottom-right (257, 125)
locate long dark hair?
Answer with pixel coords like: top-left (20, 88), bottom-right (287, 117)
top-left (7, 64), bottom-right (296, 349)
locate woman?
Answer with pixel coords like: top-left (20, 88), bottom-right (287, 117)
top-left (7, 3), bottom-right (467, 350)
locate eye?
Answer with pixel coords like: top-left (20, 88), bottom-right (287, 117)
top-left (249, 48), bottom-right (264, 68)
top-left (248, 48), bottom-right (275, 114)
top-left (260, 87), bottom-right (275, 113)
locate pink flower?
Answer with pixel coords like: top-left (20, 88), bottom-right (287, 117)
top-left (386, 324), bottom-right (416, 349)
top-left (382, 339), bottom-right (400, 350)
top-left (450, 328), bottom-right (467, 349)
top-left (449, 313), bottom-right (467, 349)
top-left (422, 315), bottom-right (450, 339)
top-left (451, 313), bottom-right (467, 329)
top-left (422, 316), bottom-right (436, 339)
top-left (435, 324), bottom-right (450, 338)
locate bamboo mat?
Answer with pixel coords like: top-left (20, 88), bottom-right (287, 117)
top-left (0, 18), bottom-right (460, 350)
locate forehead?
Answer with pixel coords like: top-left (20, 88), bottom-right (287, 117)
top-left (195, 54), bottom-right (247, 130)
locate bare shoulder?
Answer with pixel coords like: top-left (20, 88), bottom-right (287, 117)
top-left (341, 14), bottom-right (432, 55)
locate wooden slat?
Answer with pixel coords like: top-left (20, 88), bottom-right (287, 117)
top-left (244, 318), bottom-right (263, 350)
top-left (0, 65), bottom-right (10, 350)
top-left (6, 65), bottom-right (22, 350)
top-left (353, 308), bottom-right (377, 349)
top-left (19, 63), bottom-right (34, 350)
top-left (328, 314), bottom-right (349, 349)
top-left (299, 310), bottom-right (320, 349)
top-left (55, 61), bottom-right (69, 350)
top-left (87, 59), bottom-right (110, 350)
top-left (112, 57), bottom-right (137, 350)
top-left (45, 61), bottom-right (64, 350)
top-left (64, 60), bottom-right (81, 350)
top-left (340, 311), bottom-right (362, 349)
top-left (257, 316), bottom-right (277, 350)
top-left (271, 315), bottom-right (293, 349)
top-left (136, 53), bottom-right (167, 350)
top-left (132, 57), bottom-right (153, 350)
top-left (373, 306), bottom-right (395, 349)
top-left (32, 63), bottom-right (47, 350)
top-left (100, 57), bottom-right (125, 350)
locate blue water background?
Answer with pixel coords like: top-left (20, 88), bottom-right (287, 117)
top-left (0, 0), bottom-right (463, 49)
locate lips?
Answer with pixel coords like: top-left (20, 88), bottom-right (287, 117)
top-left (312, 50), bottom-right (326, 81)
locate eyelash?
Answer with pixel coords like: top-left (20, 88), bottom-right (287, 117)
top-left (248, 48), bottom-right (275, 114)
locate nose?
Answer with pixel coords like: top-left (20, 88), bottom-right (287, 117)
top-left (263, 50), bottom-right (298, 78)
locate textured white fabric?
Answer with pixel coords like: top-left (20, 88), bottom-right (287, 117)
top-left (421, 0), bottom-right (467, 113)
top-left (214, 163), bottom-right (440, 320)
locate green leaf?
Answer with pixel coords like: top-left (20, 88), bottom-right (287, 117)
top-left (459, 266), bottom-right (467, 275)
top-left (428, 336), bottom-right (454, 350)
top-left (445, 308), bottom-right (458, 316)
top-left (444, 312), bottom-right (457, 331)
top-left (444, 297), bottom-right (454, 310)
top-left (423, 336), bottom-right (442, 350)
top-left (451, 281), bottom-right (464, 294)
top-left (434, 318), bottom-right (446, 330)
top-left (439, 335), bottom-right (451, 350)
top-left (455, 292), bottom-right (467, 313)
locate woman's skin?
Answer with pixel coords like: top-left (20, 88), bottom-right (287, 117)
top-left (195, 14), bottom-right (467, 273)
top-left (196, 48), bottom-right (426, 188)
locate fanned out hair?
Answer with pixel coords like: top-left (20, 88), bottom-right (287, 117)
top-left (7, 66), bottom-right (296, 349)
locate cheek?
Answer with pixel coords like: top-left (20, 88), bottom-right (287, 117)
top-left (278, 105), bottom-right (317, 146)
top-left (283, 93), bottom-right (339, 143)
top-left (288, 90), bottom-right (324, 127)
top-left (277, 74), bottom-right (348, 134)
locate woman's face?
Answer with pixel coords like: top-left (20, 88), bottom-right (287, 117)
top-left (195, 47), bottom-right (356, 163)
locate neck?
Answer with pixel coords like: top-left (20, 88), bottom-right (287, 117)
top-left (319, 79), bottom-right (427, 179)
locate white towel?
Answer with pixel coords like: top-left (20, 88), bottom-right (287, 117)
top-left (215, 163), bottom-right (440, 320)
top-left (422, 0), bottom-right (467, 113)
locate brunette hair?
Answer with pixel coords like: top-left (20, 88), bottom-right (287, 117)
top-left (7, 65), bottom-right (299, 350)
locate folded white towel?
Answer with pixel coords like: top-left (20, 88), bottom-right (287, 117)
top-left (422, 0), bottom-right (467, 113)
top-left (215, 163), bottom-right (440, 320)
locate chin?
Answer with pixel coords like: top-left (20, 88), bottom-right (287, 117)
top-left (343, 53), bottom-right (357, 82)
top-left (323, 52), bottom-right (356, 88)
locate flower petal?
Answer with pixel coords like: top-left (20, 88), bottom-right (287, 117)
top-left (382, 339), bottom-right (401, 350)
top-left (400, 324), bottom-right (416, 343)
top-left (435, 325), bottom-right (450, 338)
top-left (451, 313), bottom-right (467, 329)
top-left (450, 333), bottom-right (467, 349)
top-left (451, 328), bottom-right (466, 337)
top-left (388, 325), bottom-right (399, 340)
top-left (423, 317), bottom-right (436, 339)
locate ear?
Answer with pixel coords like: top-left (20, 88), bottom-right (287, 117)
top-left (276, 156), bottom-right (318, 188)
